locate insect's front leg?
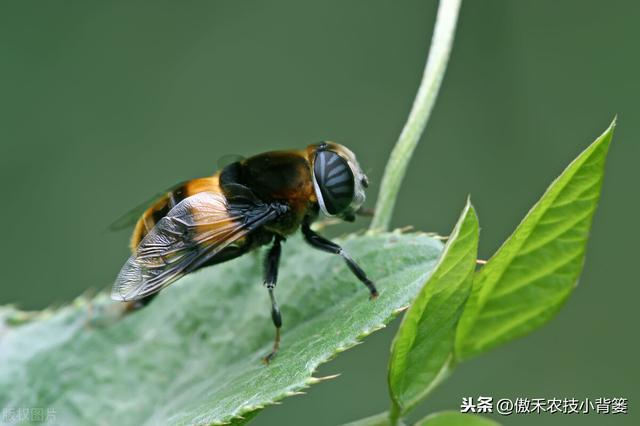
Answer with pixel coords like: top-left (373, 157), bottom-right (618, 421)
top-left (301, 221), bottom-right (378, 299)
top-left (262, 235), bottom-right (283, 364)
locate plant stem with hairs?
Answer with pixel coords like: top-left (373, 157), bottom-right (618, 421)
top-left (370, 0), bottom-right (462, 232)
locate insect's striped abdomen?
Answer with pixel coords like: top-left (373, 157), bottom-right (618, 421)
top-left (130, 175), bottom-right (221, 251)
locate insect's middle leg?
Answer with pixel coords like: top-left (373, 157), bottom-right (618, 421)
top-left (301, 222), bottom-right (378, 298)
top-left (263, 235), bottom-right (283, 364)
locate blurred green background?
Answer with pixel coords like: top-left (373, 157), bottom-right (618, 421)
top-left (0, 1), bottom-right (637, 425)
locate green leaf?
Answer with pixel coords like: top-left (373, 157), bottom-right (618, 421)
top-left (414, 411), bottom-right (500, 426)
top-left (389, 201), bottom-right (479, 416)
top-left (0, 232), bottom-right (443, 425)
top-left (455, 119), bottom-right (615, 361)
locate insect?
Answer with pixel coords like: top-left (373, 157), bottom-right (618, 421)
top-left (110, 142), bottom-right (377, 362)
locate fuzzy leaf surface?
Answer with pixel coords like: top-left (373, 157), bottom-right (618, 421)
top-left (0, 232), bottom-right (443, 425)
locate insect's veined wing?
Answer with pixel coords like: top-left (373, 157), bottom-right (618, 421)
top-left (111, 190), bottom-right (280, 302)
top-left (108, 181), bottom-right (186, 231)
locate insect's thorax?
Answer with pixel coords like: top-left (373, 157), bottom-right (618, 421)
top-left (220, 150), bottom-right (318, 236)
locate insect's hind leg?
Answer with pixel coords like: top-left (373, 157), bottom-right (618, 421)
top-left (123, 293), bottom-right (159, 314)
top-left (262, 235), bottom-right (283, 364)
top-left (301, 221), bottom-right (378, 299)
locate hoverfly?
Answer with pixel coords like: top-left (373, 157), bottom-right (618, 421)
top-left (111, 142), bottom-right (377, 362)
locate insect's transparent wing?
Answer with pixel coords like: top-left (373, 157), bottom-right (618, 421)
top-left (108, 181), bottom-right (186, 231)
top-left (111, 191), bottom-right (277, 302)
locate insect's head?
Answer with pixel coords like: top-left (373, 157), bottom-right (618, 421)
top-left (310, 142), bottom-right (369, 222)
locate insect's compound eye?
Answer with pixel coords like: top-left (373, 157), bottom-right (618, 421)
top-left (313, 150), bottom-right (355, 215)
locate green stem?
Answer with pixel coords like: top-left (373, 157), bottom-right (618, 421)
top-left (370, 0), bottom-right (462, 231)
top-left (341, 411), bottom-right (392, 426)
top-left (388, 403), bottom-right (402, 426)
